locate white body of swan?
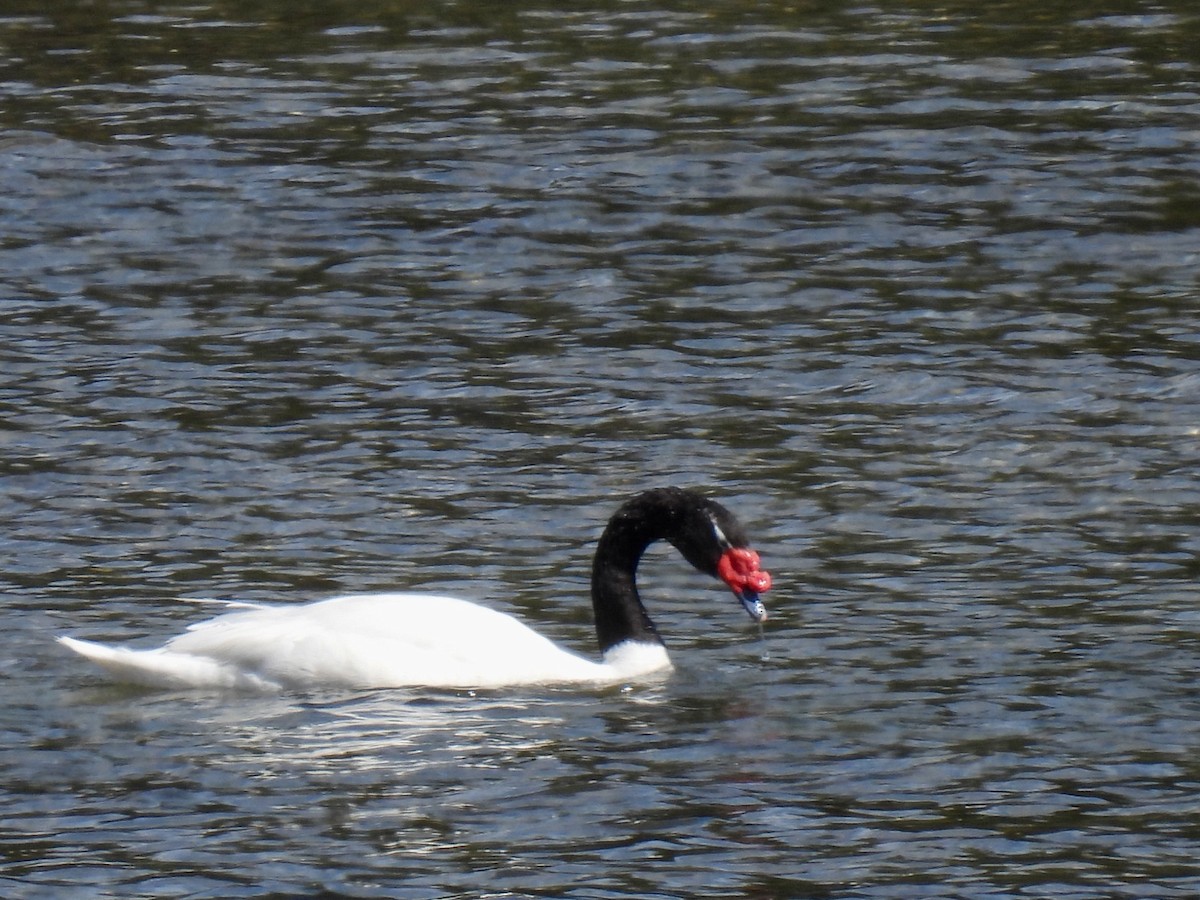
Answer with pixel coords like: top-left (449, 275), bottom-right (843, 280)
top-left (58, 593), bottom-right (670, 690)
top-left (58, 488), bottom-right (772, 691)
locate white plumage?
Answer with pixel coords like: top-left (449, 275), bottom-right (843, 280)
top-left (59, 593), bottom-right (671, 690)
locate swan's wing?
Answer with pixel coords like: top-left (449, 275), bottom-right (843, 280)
top-left (164, 592), bottom-right (608, 689)
top-left (60, 593), bottom-right (627, 689)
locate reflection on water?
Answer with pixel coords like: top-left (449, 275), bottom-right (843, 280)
top-left (210, 691), bottom-right (591, 777)
top-left (4, 0), bottom-right (1200, 896)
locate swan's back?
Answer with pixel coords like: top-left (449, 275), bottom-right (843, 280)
top-left (174, 593), bottom-right (608, 688)
top-left (63, 594), bottom-right (634, 690)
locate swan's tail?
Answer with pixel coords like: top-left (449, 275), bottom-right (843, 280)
top-left (57, 636), bottom-right (275, 690)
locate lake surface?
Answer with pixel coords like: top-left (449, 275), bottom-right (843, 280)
top-left (4, 0), bottom-right (1200, 896)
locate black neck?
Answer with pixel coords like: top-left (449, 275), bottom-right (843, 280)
top-left (589, 495), bottom-right (681, 654)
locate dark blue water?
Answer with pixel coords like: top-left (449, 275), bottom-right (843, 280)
top-left (4, 0), bottom-right (1200, 896)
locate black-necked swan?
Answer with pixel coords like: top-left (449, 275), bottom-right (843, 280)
top-left (58, 487), bottom-right (772, 690)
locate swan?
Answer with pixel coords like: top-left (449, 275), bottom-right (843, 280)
top-left (57, 487), bottom-right (772, 690)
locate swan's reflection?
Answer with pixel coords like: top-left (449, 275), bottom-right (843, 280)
top-left (193, 683), bottom-right (671, 780)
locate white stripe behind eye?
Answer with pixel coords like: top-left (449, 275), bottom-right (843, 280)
top-left (710, 516), bottom-right (732, 549)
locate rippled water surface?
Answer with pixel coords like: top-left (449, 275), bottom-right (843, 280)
top-left (4, 0), bottom-right (1200, 896)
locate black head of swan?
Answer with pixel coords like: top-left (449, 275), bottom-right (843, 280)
top-left (58, 487), bottom-right (773, 690)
